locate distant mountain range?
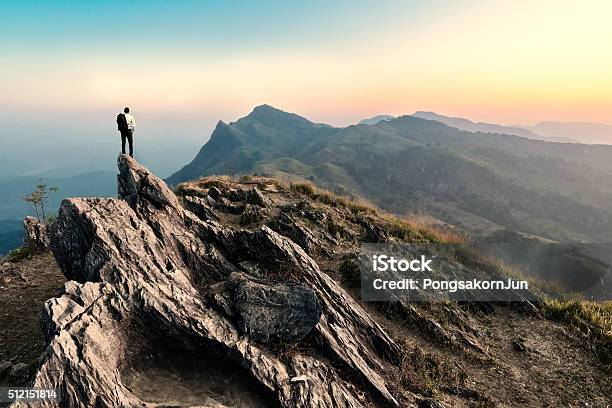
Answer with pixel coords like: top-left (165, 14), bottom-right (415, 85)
top-left (362, 111), bottom-right (612, 145)
top-left (520, 121), bottom-right (612, 145)
top-left (411, 111), bottom-right (575, 143)
top-left (168, 105), bottom-right (612, 243)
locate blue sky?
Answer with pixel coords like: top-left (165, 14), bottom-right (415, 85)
top-left (1, 1), bottom-right (430, 55)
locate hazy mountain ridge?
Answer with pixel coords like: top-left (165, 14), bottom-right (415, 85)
top-left (522, 121), bottom-right (612, 145)
top-left (358, 114), bottom-right (395, 125)
top-left (168, 106), bottom-right (612, 243)
top-left (408, 111), bottom-right (612, 145)
top-left (411, 111), bottom-right (576, 142)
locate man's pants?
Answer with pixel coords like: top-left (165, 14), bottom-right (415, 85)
top-left (121, 130), bottom-right (133, 157)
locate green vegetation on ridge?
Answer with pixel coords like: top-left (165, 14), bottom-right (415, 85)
top-left (168, 105), bottom-right (612, 243)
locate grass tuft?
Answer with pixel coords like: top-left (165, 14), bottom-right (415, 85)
top-left (393, 343), bottom-right (466, 397)
top-left (543, 299), bottom-right (612, 368)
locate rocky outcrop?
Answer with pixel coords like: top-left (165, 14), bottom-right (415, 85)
top-left (23, 216), bottom-right (49, 251)
top-left (15, 155), bottom-right (400, 408)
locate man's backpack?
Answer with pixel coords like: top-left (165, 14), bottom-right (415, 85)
top-left (117, 113), bottom-right (128, 132)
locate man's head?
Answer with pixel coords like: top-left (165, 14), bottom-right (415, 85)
top-left (124, 107), bottom-right (130, 114)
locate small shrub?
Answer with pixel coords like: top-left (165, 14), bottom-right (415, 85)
top-left (21, 180), bottom-right (58, 223)
top-left (7, 246), bottom-right (35, 263)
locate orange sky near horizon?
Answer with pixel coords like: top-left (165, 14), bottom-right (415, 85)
top-left (1, 0), bottom-right (611, 127)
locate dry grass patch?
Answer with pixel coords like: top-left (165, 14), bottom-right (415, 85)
top-left (543, 299), bottom-right (612, 368)
top-left (398, 215), bottom-right (465, 244)
top-left (392, 342), bottom-right (467, 398)
top-left (288, 181), bottom-right (378, 215)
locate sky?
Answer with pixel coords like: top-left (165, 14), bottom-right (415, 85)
top-left (1, 0), bottom-right (611, 154)
top-left (0, 0), bottom-right (611, 222)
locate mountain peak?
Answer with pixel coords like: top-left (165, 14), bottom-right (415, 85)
top-left (246, 104), bottom-right (313, 127)
top-left (249, 104), bottom-right (293, 119)
top-left (213, 120), bottom-right (228, 130)
top-left (251, 103), bottom-right (281, 113)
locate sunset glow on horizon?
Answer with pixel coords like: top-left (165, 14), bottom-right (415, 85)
top-left (1, 0), bottom-right (611, 127)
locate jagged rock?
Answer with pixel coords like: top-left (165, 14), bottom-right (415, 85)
top-left (269, 212), bottom-right (330, 255)
top-left (182, 195), bottom-right (218, 221)
top-left (23, 216), bottom-right (49, 251)
top-left (358, 218), bottom-right (390, 243)
top-left (231, 272), bottom-right (322, 343)
top-left (207, 185), bottom-right (223, 200)
top-left (203, 194), bottom-right (217, 207)
top-left (16, 155), bottom-right (400, 408)
top-left (245, 187), bottom-right (270, 207)
top-left (215, 196), bottom-right (245, 214)
top-left (226, 187), bottom-right (247, 202)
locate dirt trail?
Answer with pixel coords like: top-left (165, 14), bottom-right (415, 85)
top-left (0, 253), bottom-right (65, 408)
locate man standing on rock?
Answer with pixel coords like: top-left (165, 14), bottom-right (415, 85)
top-left (116, 107), bottom-right (136, 157)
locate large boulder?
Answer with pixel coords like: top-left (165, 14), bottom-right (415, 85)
top-left (231, 273), bottom-right (322, 343)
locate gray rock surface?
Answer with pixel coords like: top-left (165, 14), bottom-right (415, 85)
top-left (268, 211), bottom-right (327, 255)
top-left (231, 272), bottom-right (322, 342)
top-left (182, 195), bottom-right (219, 222)
top-left (14, 155), bottom-right (400, 408)
top-left (23, 216), bottom-right (49, 251)
top-left (245, 187), bottom-right (270, 207)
